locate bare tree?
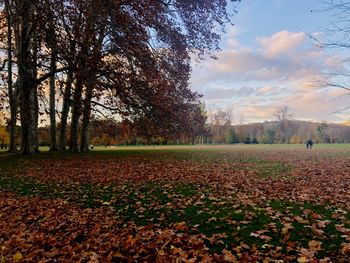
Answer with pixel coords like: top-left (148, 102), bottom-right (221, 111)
top-left (312, 1), bottom-right (350, 113)
top-left (274, 106), bottom-right (293, 143)
top-left (211, 108), bottom-right (231, 144)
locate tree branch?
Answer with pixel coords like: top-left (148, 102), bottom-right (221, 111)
top-left (92, 108), bottom-right (109, 119)
top-left (36, 67), bottom-right (69, 83)
top-left (317, 79), bottom-right (350, 91)
top-left (0, 59), bottom-right (8, 71)
top-left (331, 106), bottom-right (350, 114)
top-left (91, 100), bottom-right (119, 112)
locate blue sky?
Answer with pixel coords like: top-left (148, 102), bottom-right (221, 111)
top-left (191, 0), bottom-right (350, 124)
top-left (228, 0), bottom-right (327, 46)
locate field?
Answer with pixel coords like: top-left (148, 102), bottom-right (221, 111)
top-left (1, 144), bottom-right (350, 262)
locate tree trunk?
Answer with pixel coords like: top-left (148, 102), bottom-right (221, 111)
top-left (32, 86), bottom-right (39, 153)
top-left (69, 78), bottom-right (83, 152)
top-left (5, 0), bottom-right (17, 153)
top-left (49, 49), bottom-right (58, 151)
top-left (80, 81), bottom-right (94, 152)
top-left (79, 10), bottom-right (105, 152)
top-left (17, 0), bottom-right (36, 155)
top-left (31, 29), bottom-right (39, 153)
top-left (59, 70), bottom-right (73, 151)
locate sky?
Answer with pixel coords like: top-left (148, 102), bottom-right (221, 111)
top-left (190, 0), bottom-right (350, 124)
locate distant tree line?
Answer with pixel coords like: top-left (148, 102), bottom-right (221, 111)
top-left (204, 106), bottom-right (350, 145)
top-left (0, 0), bottom-right (239, 154)
top-left (7, 117), bottom-right (349, 147)
top-left (227, 121), bottom-right (350, 144)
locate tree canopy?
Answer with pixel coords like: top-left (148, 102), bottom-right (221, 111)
top-left (0, 0), bottom-right (240, 154)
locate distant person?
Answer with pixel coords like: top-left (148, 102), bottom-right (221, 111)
top-left (306, 139), bottom-right (313, 149)
top-left (90, 144), bottom-right (94, 150)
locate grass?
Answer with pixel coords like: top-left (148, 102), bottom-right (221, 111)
top-left (1, 144), bottom-right (350, 259)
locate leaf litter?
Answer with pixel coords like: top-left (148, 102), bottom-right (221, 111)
top-left (0, 147), bottom-right (350, 261)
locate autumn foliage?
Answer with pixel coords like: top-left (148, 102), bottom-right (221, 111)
top-left (1, 145), bottom-right (350, 261)
top-left (0, 0), bottom-right (239, 154)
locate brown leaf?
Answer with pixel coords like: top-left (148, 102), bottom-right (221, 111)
top-left (222, 249), bottom-right (236, 263)
top-left (308, 240), bottom-right (322, 252)
top-left (311, 224), bottom-right (325, 237)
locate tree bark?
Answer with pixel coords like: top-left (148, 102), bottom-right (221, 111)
top-left (49, 49), bottom-right (58, 151)
top-left (17, 0), bottom-right (36, 155)
top-left (59, 70), bottom-right (73, 151)
top-left (31, 29), bottom-right (39, 153)
top-left (46, 4), bottom-right (58, 152)
top-left (32, 86), bottom-right (39, 153)
top-left (79, 2), bottom-right (105, 152)
top-left (5, 0), bottom-right (17, 153)
top-left (80, 81), bottom-right (94, 152)
top-left (69, 78), bottom-right (83, 152)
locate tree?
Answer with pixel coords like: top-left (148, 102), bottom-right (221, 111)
top-left (262, 122), bottom-right (277, 144)
top-left (90, 118), bottom-right (118, 146)
top-left (0, 0), bottom-right (240, 154)
top-left (312, 1), bottom-right (350, 115)
top-left (251, 137), bottom-right (259, 144)
top-left (312, 1), bottom-right (350, 50)
top-left (3, 0), bottom-right (16, 152)
top-left (1, 0), bottom-right (67, 154)
top-left (243, 137), bottom-right (251, 144)
top-left (317, 121), bottom-right (329, 143)
top-left (210, 108), bottom-right (231, 144)
top-left (226, 128), bottom-right (239, 144)
top-left (52, 0), bottom-right (240, 152)
top-left (15, 0), bottom-right (37, 154)
top-left (46, 1), bottom-right (58, 151)
top-left (238, 114), bottom-right (245, 143)
top-left (274, 106), bottom-right (293, 143)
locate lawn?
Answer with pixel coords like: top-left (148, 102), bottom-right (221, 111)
top-left (0, 144), bottom-right (350, 262)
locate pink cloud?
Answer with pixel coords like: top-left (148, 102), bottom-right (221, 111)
top-left (191, 30), bottom-right (349, 123)
top-left (257, 31), bottom-right (306, 57)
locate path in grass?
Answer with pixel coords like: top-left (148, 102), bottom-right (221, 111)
top-left (1, 145), bottom-right (350, 262)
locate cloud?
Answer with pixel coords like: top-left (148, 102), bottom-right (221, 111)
top-left (257, 31), bottom-right (306, 57)
top-left (202, 86), bottom-right (262, 100)
top-left (202, 87), bottom-right (238, 100)
top-left (256, 86), bottom-right (278, 95)
top-left (224, 25), bottom-right (243, 49)
top-left (226, 39), bottom-right (240, 49)
top-left (192, 31), bottom-right (332, 85)
top-left (191, 30), bottom-right (348, 123)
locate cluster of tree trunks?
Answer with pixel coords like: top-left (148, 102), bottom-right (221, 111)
top-left (0, 0), bottom-right (239, 154)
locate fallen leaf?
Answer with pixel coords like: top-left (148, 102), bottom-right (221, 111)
top-left (222, 249), bottom-right (236, 262)
top-left (112, 252), bottom-right (126, 259)
top-left (13, 252), bottom-right (23, 261)
top-left (282, 223), bottom-right (295, 235)
top-left (308, 240), bottom-right (322, 252)
top-left (294, 216), bottom-right (309, 224)
top-left (311, 224), bottom-right (325, 237)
